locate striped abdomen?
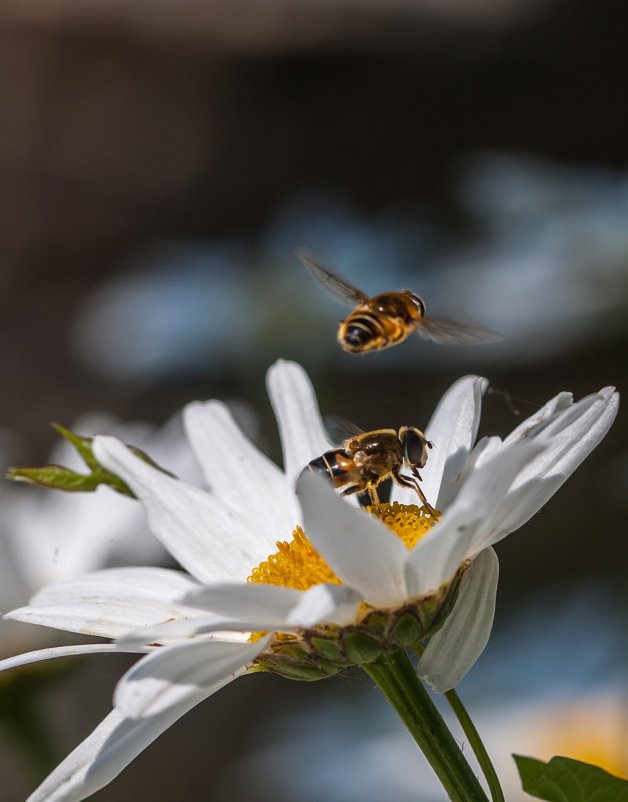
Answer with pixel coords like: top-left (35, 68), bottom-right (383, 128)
top-left (337, 291), bottom-right (424, 353)
top-left (307, 449), bottom-right (359, 490)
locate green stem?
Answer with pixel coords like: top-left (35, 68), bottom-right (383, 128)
top-left (410, 643), bottom-right (505, 802)
top-left (444, 688), bottom-right (505, 802)
top-left (362, 650), bottom-right (489, 802)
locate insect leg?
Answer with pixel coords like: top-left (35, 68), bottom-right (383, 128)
top-left (367, 484), bottom-right (381, 507)
top-left (410, 467), bottom-right (438, 513)
top-left (393, 469), bottom-right (436, 513)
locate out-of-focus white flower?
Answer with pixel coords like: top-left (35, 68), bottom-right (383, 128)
top-left (0, 360), bottom-right (617, 802)
top-left (0, 412), bottom-right (200, 656)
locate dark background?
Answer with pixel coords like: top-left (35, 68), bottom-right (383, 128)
top-left (0, 0), bottom-right (626, 799)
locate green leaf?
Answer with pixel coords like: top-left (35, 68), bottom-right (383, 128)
top-left (7, 465), bottom-right (134, 497)
top-left (51, 423), bottom-right (100, 471)
top-left (53, 423), bottom-right (175, 477)
top-left (514, 754), bottom-right (628, 802)
top-left (6, 422), bottom-right (178, 499)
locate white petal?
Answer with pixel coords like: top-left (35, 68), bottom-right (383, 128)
top-left (266, 360), bottom-right (329, 489)
top-left (404, 434), bottom-right (502, 524)
top-left (481, 386), bottom-right (619, 549)
top-left (30, 567), bottom-right (200, 606)
top-left (123, 583), bottom-right (361, 643)
top-left (26, 688), bottom-right (220, 802)
top-left (405, 437), bottom-right (543, 595)
top-left (0, 643), bottom-right (148, 674)
top-left (183, 400), bottom-right (298, 539)
top-left (118, 617), bottom-right (249, 646)
top-left (140, 410), bottom-right (204, 486)
top-left (93, 437), bottom-right (272, 582)
top-left (6, 568), bottom-right (204, 639)
top-left (182, 581), bottom-right (303, 621)
top-left (114, 636), bottom-right (270, 720)
top-left (393, 375), bottom-right (487, 510)
top-left (297, 472), bottom-right (408, 608)
top-left (462, 435), bottom-right (502, 472)
top-left (286, 583), bottom-right (362, 628)
top-left (501, 391), bottom-right (573, 447)
top-left (418, 548), bottom-right (498, 692)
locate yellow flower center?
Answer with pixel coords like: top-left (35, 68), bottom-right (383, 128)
top-left (248, 502), bottom-right (440, 591)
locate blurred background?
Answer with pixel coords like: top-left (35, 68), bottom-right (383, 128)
top-left (0, 0), bottom-right (627, 799)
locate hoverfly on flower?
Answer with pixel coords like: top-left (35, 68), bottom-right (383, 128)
top-left (306, 422), bottom-right (433, 509)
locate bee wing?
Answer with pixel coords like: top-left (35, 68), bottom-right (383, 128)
top-left (324, 414), bottom-right (365, 446)
top-left (417, 316), bottom-right (503, 345)
top-left (295, 248), bottom-right (369, 305)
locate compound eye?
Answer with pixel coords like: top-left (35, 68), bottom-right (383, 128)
top-left (407, 292), bottom-right (426, 317)
top-left (402, 428), bottom-right (426, 467)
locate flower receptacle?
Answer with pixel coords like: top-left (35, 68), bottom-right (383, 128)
top-left (255, 571), bottom-right (463, 681)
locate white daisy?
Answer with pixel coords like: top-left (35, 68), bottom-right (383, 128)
top-left (1, 360), bottom-right (618, 802)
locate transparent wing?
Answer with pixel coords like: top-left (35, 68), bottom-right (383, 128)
top-left (295, 248), bottom-right (369, 305)
top-left (324, 414), bottom-right (365, 446)
top-left (417, 316), bottom-right (503, 345)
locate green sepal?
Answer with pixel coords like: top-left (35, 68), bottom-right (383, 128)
top-left (360, 609), bottom-right (389, 640)
top-left (415, 594), bottom-right (442, 628)
top-left (257, 651), bottom-right (344, 681)
top-left (270, 641), bottom-right (312, 661)
top-left (259, 661), bottom-right (339, 681)
top-left (514, 755), bottom-right (628, 801)
top-left (389, 611), bottom-right (424, 647)
top-left (308, 636), bottom-right (345, 661)
top-left (343, 632), bottom-right (385, 665)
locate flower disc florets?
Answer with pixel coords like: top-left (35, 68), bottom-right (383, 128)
top-left (251, 503), bottom-right (464, 681)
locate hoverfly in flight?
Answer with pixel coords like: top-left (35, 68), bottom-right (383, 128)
top-left (296, 248), bottom-right (501, 354)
